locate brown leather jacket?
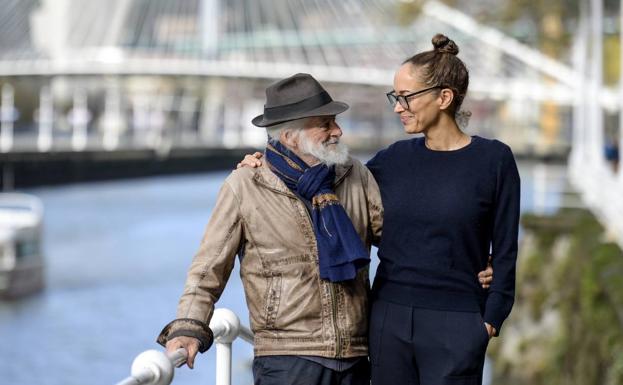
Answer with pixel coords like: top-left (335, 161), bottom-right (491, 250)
top-left (157, 156), bottom-right (383, 358)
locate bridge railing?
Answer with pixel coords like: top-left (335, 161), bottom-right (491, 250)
top-left (115, 308), bottom-right (253, 385)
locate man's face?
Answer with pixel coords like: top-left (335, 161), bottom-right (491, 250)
top-left (302, 116), bottom-right (342, 147)
top-left (296, 116), bottom-right (349, 166)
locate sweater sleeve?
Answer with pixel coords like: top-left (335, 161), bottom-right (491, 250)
top-left (483, 144), bottom-right (520, 335)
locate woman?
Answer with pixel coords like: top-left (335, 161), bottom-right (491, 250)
top-left (366, 34), bottom-right (519, 385)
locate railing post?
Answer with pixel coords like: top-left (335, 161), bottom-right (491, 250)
top-left (37, 85), bottom-right (54, 152)
top-left (69, 88), bottom-right (90, 151)
top-left (102, 82), bottom-right (124, 151)
top-left (1, 83), bottom-right (16, 153)
top-left (215, 342), bottom-right (233, 385)
top-left (209, 308), bottom-right (243, 385)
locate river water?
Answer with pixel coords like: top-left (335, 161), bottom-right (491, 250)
top-left (0, 160), bottom-right (568, 385)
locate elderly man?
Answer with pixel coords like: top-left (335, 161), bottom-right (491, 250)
top-left (158, 73), bottom-right (382, 385)
top-left (158, 73), bottom-right (492, 385)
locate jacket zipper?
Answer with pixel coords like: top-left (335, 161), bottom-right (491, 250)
top-left (297, 197), bottom-right (343, 358)
top-left (329, 283), bottom-right (342, 358)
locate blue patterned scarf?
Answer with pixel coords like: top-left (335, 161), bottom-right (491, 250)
top-left (265, 138), bottom-right (369, 282)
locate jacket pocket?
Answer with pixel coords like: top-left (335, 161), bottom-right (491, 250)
top-left (342, 269), bottom-right (370, 337)
top-left (263, 274), bottom-right (282, 329)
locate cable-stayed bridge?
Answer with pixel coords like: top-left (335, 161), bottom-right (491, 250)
top-left (0, 0), bottom-right (621, 246)
top-left (0, 0), bottom-right (589, 152)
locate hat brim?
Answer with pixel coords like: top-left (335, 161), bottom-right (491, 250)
top-left (252, 101), bottom-right (349, 127)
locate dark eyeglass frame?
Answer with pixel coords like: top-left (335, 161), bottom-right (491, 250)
top-left (386, 86), bottom-right (442, 110)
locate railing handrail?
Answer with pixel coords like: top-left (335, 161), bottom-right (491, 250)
top-left (115, 308), bottom-right (253, 385)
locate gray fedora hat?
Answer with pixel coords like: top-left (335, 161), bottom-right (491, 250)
top-left (252, 73), bottom-right (349, 127)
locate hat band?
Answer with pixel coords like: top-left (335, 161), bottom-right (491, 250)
top-left (263, 91), bottom-right (333, 121)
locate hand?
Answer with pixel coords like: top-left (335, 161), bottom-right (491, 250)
top-left (166, 336), bottom-right (201, 369)
top-left (484, 322), bottom-right (496, 339)
top-left (478, 255), bottom-right (493, 289)
top-left (236, 152), bottom-right (263, 169)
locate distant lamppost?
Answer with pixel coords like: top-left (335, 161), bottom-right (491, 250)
top-left (68, 88), bottom-right (92, 151)
top-left (0, 84), bottom-right (19, 153)
top-left (35, 86), bottom-right (54, 152)
top-left (101, 85), bottom-right (125, 151)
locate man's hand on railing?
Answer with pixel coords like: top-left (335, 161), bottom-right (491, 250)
top-left (166, 336), bottom-right (200, 369)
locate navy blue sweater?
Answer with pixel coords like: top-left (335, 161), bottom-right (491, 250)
top-left (366, 136), bottom-right (520, 334)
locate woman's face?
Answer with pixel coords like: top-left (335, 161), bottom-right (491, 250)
top-left (392, 63), bottom-right (441, 135)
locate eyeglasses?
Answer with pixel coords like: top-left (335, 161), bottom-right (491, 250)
top-left (386, 86), bottom-right (442, 110)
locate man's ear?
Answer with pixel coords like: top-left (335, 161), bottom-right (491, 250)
top-left (438, 88), bottom-right (455, 111)
top-left (280, 129), bottom-right (298, 149)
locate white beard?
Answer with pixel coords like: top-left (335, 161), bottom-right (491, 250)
top-left (298, 131), bottom-right (349, 167)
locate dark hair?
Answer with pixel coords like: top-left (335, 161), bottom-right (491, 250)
top-left (403, 34), bottom-right (469, 113)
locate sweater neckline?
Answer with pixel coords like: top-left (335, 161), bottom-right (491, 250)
top-left (418, 135), bottom-right (479, 154)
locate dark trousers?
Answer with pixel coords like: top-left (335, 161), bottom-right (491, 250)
top-left (252, 355), bottom-right (370, 385)
top-left (369, 298), bottom-right (489, 385)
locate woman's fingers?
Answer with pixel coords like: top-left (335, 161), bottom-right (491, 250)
top-left (237, 153), bottom-right (264, 168)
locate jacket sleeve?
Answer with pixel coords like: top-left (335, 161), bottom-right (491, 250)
top-left (483, 145), bottom-right (521, 336)
top-left (157, 180), bottom-right (244, 352)
top-left (363, 166), bottom-right (384, 247)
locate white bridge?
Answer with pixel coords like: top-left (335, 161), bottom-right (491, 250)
top-left (0, 0), bottom-right (621, 328)
top-left (0, 0), bottom-right (614, 155)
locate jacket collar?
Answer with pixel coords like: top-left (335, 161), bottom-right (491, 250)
top-left (253, 156), bottom-right (353, 197)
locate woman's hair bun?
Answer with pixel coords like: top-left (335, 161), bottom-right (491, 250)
top-left (432, 34), bottom-right (459, 55)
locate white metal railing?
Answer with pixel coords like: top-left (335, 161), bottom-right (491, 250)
top-left (569, 160), bottom-right (623, 246)
top-left (115, 308), bottom-right (254, 385)
top-left (530, 163), bottom-right (584, 215)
